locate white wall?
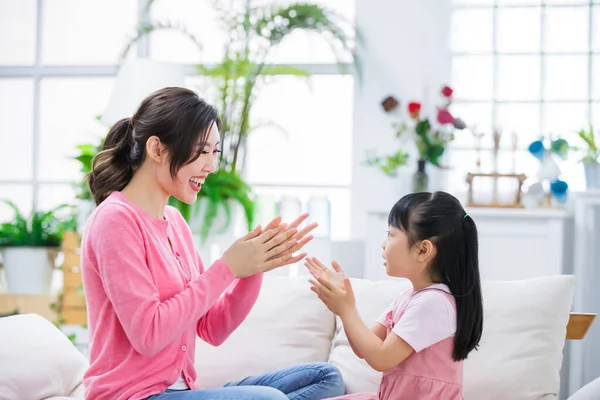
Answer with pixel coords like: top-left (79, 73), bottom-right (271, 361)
top-left (351, 0), bottom-right (452, 238)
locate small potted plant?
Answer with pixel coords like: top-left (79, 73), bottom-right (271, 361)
top-left (0, 201), bottom-right (76, 295)
top-left (575, 126), bottom-right (600, 189)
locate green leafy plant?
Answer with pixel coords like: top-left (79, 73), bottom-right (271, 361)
top-left (0, 201), bottom-right (76, 247)
top-left (576, 125), bottom-right (599, 163)
top-left (122, 0), bottom-right (359, 241)
top-left (73, 137), bottom-right (105, 201)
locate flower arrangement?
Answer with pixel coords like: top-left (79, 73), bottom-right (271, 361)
top-left (367, 85), bottom-right (466, 177)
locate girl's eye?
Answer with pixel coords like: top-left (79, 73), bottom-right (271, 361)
top-left (386, 231), bottom-right (391, 237)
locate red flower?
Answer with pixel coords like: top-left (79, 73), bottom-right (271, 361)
top-left (437, 109), bottom-right (454, 124)
top-left (408, 102), bottom-right (421, 118)
top-left (441, 86), bottom-right (453, 98)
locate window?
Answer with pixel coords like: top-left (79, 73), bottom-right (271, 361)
top-left (0, 0), bottom-right (355, 241)
top-left (150, 0), bottom-right (356, 241)
top-left (450, 0), bottom-right (600, 192)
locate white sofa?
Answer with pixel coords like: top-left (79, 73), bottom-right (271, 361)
top-left (0, 275), bottom-right (598, 400)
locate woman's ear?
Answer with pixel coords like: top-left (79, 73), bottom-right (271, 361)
top-left (417, 239), bottom-right (437, 264)
top-left (146, 136), bottom-right (164, 163)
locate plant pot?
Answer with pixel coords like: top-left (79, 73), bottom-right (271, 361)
top-left (2, 247), bottom-right (58, 294)
top-left (190, 199), bottom-right (243, 266)
top-left (76, 199), bottom-right (95, 233)
top-left (583, 161), bottom-right (600, 189)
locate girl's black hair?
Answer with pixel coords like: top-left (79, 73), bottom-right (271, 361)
top-left (88, 87), bottom-right (221, 205)
top-left (388, 191), bottom-right (483, 361)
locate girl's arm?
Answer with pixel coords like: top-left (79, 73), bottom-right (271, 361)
top-left (341, 308), bottom-right (414, 372)
top-left (346, 323), bottom-right (386, 359)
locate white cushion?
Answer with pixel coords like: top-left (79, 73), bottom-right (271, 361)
top-left (0, 313), bottom-right (88, 400)
top-left (328, 278), bottom-right (412, 393)
top-left (193, 276), bottom-right (336, 387)
top-left (328, 275), bottom-right (575, 400)
top-left (464, 275), bottom-right (575, 400)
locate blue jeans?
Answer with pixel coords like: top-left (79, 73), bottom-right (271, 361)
top-left (145, 362), bottom-right (345, 400)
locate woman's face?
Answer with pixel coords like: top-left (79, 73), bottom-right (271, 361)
top-left (158, 122), bottom-right (221, 204)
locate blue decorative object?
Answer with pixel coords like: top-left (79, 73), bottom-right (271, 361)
top-left (550, 179), bottom-right (568, 203)
top-left (524, 138), bottom-right (570, 208)
top-left (528, 140), bottom-right (545, 161)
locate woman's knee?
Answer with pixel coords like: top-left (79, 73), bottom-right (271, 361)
top-left (247, 386), bottom-right (288, 400)
top-left (313, 362), bottom-right (345, 394)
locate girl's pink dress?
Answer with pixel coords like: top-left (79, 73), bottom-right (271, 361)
top-left (330, 286), bottom-right (463, 400)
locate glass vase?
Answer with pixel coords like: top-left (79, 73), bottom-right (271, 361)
top-left (412, 159), bottom-right (429, 193)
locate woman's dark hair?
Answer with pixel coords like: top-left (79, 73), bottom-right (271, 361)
top-left (388, 191), bottom-right (483, 361)
top-left (88, 87), bottom-right (221, 205)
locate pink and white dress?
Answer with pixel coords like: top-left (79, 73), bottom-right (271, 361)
top-left (329, 284), bottom-right (463, 400)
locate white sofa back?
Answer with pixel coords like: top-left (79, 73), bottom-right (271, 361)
top-left (195, 275), bottom-right (575, 400)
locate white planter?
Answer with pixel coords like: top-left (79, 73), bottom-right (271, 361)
top-left (76, 199), bottom-right (95, 233)
top-left (190, 199), bottom-right (245, 266)
top-left (583, 161), bottom-right (600, 189)
top-left (2, 247), bottom-right (58, 295)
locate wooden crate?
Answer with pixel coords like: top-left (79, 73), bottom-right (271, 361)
top-left (60, 231), bottom-right (87, 325)
top-left (0, 293), bottom-right (57, 321)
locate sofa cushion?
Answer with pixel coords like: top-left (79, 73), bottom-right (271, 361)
top-left (193, 276), bottom-right (336, 388)
top-left (0, 313), bottom-right (87, 400)
top-left (329, 275), bottom-right (575, 400)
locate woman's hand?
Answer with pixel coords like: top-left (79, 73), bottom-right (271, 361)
top-left (309, 262), bottom-right (356, 318)
top-left (223, 214), bottom-right (316, 278)
top-left (265, 214), bottom-right (316, 267)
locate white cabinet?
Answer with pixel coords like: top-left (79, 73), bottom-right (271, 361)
top-left (568, 190), bottom-right (600, 397)
top-left (364, 208), bottom-right (573, 282)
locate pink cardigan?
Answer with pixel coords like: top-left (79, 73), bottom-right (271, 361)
top-left (80, 191), bottom-right (263, 400)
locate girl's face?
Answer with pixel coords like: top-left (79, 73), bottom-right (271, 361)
top-left (158, 122), bottom-right (221, 204)
top-left (381, 226), bottom-right (428, 281)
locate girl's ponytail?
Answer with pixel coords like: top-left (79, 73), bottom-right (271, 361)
top-left (451, 214), bottom-right (484, 361)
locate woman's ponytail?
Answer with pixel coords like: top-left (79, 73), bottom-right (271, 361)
top-left (87, 117), bottom-right (137, 206)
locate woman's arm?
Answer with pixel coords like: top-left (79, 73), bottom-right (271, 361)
top-left (88, 206), bottom-right (236, 357)
top-left (196, 251), bottom-right (264, 346)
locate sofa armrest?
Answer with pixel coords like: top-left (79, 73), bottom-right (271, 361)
top-left (566, 313), bottom-right (596, 340)
top-left (567, 378), bottom-right (600, 400)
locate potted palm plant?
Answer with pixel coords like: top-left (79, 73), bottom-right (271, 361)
top-left (576, 126), bottom-right (600, 189)
top-left (0, 201), bottom-right (76, 295)
top-left (122, 0), bottom-right (359, 243)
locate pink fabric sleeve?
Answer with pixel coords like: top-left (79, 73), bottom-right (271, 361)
top-left (391, 291), bottom-right (456, 352)
top-left (90, 205), bottom-right (236, 357)
top-left (195, 249), bottom-right (263, 346)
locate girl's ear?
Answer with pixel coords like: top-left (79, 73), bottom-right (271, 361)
top-left (417, 239), bottom-right (437, 263)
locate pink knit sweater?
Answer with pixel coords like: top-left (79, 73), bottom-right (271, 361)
top-left (80, 191), bottom-right (263, 400)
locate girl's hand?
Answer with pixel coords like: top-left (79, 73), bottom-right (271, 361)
top-left (309, 274), bottom-right (356, 318)
top-left (304, 257), bottom-right (346, 289)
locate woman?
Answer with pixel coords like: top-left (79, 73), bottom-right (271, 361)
top-left (81, 87), bottom-right (345, 400)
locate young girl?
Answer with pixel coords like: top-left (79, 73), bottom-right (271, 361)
top-left (306, 191), bottom-right (483, 400)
